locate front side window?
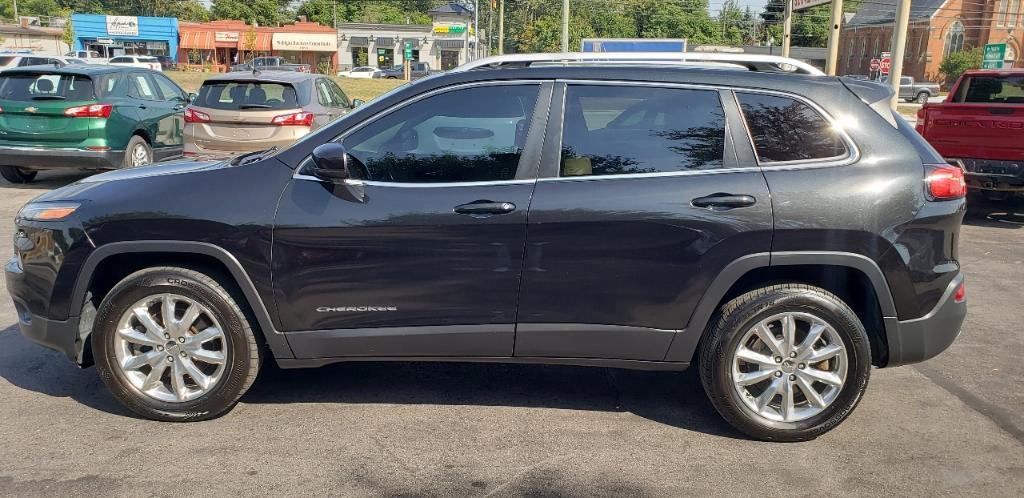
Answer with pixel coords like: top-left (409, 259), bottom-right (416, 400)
top-left (560, 85), bottom-right (726, 176)
top-left (342, 84), bottom-right (539, 183)
top-left (152, 74), bottom-right (185, 101)
top-left (737, 93), bottom-right (848, 163)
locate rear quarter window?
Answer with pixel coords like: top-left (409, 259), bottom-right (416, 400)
top-left (737, 93), bottom-right (848, 163)
top-left (194, 81), bottom-right (299, 110)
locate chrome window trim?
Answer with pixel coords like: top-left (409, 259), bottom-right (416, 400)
top-left (293, 80), bottom-right (545, 185)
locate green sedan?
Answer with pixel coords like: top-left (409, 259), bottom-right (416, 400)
top-left (0, 64), bottom-right (190, 183)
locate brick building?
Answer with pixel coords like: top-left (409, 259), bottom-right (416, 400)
top-left (839, 0), bottom-right (1020, 84)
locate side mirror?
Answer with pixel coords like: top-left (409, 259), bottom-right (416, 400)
top-left (351, 99), bottom-right (365, 108)
top-left (187, 92), bottom-right (197, 103)
top-left (310, 143), bottom-right (352, 182)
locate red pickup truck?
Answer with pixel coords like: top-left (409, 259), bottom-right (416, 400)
top-left (916, 69), bottom-right (1024, 200)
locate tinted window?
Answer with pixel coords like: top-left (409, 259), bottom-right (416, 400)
top-left (151, 73), bottom-right (185, 101)
top-left (110, 57), bottom-right (132, 63)
top-left (325, 79), bottom-right (350, 108)
top-left (128, 73), bottom-right (158, 100)
top-left (0, 73), bottom-right (95, 101)
top-left (0, 57), bottom-right (14, 65)
top-left (560, 85), bottom-right (725, 176)
top-left (315, 79), bottom-right (334, 106)
top-left (953, 75), bottom-right (1024, 103)
top-left (737, 93), bottom-right (847, 163)
top-left (194, 81), bottom-right (298, 110)
top-left (343, 84), bottom-right (539, 183)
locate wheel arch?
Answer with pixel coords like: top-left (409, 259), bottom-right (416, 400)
top-left (71, 241), bottom-right (293, 360)
top-left (663, 252), bottom-right (897, 367)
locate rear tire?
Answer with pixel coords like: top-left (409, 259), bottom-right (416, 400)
top-left (0, 166), bottom-right (37, 184)
top-left (915, 92), bottom-right (928, 104)
top-left (699, 284), bottom-right (871, 442)
top-left (124, 135), bottom-right (152, 168)
top-left (93, 267), bottom-right (262, 421)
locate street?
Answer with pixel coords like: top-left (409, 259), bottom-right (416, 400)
top-left (0, 171), bottom-right (1022, 496)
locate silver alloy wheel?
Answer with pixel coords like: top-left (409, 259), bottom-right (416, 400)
top-left (731, 312), bottom-right (848, 423)
top-left (113, 293), bottom-right (227, 402)
top-left (131, 142), bottom-right (150, 167)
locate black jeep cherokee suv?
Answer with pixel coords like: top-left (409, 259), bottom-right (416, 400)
top-left (5, 61), bottom-right (967, 441)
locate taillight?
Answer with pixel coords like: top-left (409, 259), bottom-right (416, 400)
top-left (64, 103), bottom-right (112, 118)
top-left (954, 282), bottom-right (965, 303)
top-left (184, 108), bottom-right (211, 123)
top-left (925, 164), bottom-right (967, 200)
top-left (915, 108), bottom-right (926, 134)
top-left (271, 111), bottom-right (314, 126)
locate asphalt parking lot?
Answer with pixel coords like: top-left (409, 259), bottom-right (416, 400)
top-left (0, 171), bottom-right (1021, 496)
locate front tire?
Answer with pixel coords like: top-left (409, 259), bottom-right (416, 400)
top-left (0, 166), bottom-right (37, 183)
top-left (93, 267), bottom-right (262, 421)
top-left (699, 284), bottom-right (871, 442)
top-left (124, 135), bottom-right (152, 168)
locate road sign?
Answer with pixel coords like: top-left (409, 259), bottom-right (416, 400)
top-left (793, 0), bottom-right (831, 11)
top-left (870, 58), bottom-right (880, 71)
top-left (879, 57), bottom-right (892, 75)
top-left (983, 43), bottom-right (1007, 69)
top-left (404, 41), bottom-right (412, 60)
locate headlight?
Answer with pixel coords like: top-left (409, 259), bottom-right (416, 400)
top-left (17, 201), bottom-right (81, 221)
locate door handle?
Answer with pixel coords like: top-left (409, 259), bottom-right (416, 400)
top-left (691, 194), bottom-right (756, 209)
top-left (138, 104), bottom-right (147, 110)
top-left (173, 104), bottom-right (184, 111)
top-left (454, 200), bottom-right (517, 216)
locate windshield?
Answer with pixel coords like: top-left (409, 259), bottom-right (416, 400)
top-left (194, 81), bottom-right (299, 110)
top-left (953, 75), bottom-right (1024, 104)
top-left (0, 73), bottom-right (95, 102)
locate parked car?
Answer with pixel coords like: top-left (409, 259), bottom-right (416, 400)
top-left (339, 66), bottom-right (381, 79)
top-left (5, 54), bottom-right (966, 442)
top-left (880, 75), bottom-right (939, 103)
top-left (0, 65), bottom-right (189, 182)
top-left (184, 72), bottom-right (361, 158)
top-left (65, 50), bottom-right (109, 64)
top-left (376, 62), bottom-right (436, 80)
top-left (154, 55), bottom-right (176, 71)
top-left (108, 55), bottom-right (163, 71)
top-left (230, 56), bottom-right (309, 73)
top-left (0, 54), bottom-right (70, 71)
top-left (916, 69), bottom-right (1024, 200)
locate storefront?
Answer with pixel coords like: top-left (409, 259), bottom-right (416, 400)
top-left (178, 20), bottom-right (337, 73)
top-left (71, 14), bottom-right (178, 60)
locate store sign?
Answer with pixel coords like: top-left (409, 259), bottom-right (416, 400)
top-left (215, 32), bottom-right (239, 43)
top-left (434, 24), bottom-right (467, 34)
top-left (106, 16), bottom-right (139, 37)
top-left (272, 33), bottom-right (337, 51)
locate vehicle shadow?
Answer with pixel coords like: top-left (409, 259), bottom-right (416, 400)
top-left (963, 194), bottom-right (1024, 229)
top-left (1, 170), bottom-right (94, 190)
top-left (0, 325), bottom-right (741, 439)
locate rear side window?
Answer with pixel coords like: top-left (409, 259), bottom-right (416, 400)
top-left (110, 57), bottom-right (132, 63)
top-left (0, 57), bottom-right (14, 66)
top-left (560, 85), bottom-right (726, 176)
top-left (128, 73), bottom-right (159, 101)
top-left (952, 75), bottom-right (1024, 103)
top-left (193, 81), bottom-right (298, 110)
top-left (737, 93), bottom-right (848, 163)
top-left (0, 73), bottom-right (95, 101)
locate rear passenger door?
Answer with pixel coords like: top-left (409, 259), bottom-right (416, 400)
top-left (514, 82), bottom-right (773, 361)
top-left (128, 72), bottom-right (179, 157)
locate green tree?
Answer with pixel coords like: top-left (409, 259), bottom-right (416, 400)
top-left (939, 48), bottom-right (983, 84)
top-left (210, 0), bottom-right (292, 26)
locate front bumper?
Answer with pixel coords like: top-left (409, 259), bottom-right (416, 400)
top-left (884, 273), bottom-right (966, 367)
top-left (6, 256), bottom-right (86, 365)
top-left (0, 146), bottom-right (124, 170)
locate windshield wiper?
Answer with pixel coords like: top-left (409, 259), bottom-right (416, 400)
top-left (239, 104), bottom-right (271, 109)
top-left (229, 146), bottom-right (278, 166)
top-left (31, 95), bottom-right (65, 100)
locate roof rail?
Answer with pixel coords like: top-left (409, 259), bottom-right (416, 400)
top-left (453, 52), bottom-right (825, 76)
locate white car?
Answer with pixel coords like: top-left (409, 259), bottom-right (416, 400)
top-left (339, 66), bottom-right (381, 79)
top-left (65, 50), bottom-right (109, 64)
top-left (108, 55), bottom-right (162, 71)
top-left (0, 54), bottom-right (70, 71)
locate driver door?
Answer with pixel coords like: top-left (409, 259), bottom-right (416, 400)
top-left (272, 82), bottom-right (552, 359)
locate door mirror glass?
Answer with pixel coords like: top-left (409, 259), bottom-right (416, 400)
top-left (351, 98), bottom-right (365, 108)
top-left (187, 92), bottom-right (197, 103)
top-left (310, 143), bottom-right (352, 182)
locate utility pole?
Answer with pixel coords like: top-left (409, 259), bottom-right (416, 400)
top-left (498, 0), bottom-right (504, 54)
top-left (561, 0), bottom-right (569, 53)
top-left (474, 0), bottom-right (479, 61)
top-left (332, 0), bottom-right (337, 30)
top-left (782, 0), bottom-right (792, 58)
top-left (825, 0), bottom-right (843, 75)
top-left (13, 0), bottom-right (18, 21)
top-left (889, 0), bottom-right (912, 109)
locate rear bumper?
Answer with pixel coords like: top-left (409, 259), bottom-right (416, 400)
top-left (0, 146), bottom-right (123, 170)
top-left (884, 273), bottom-right (966, 367)
top-left (947, 158), bottom-right (1024, 192)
